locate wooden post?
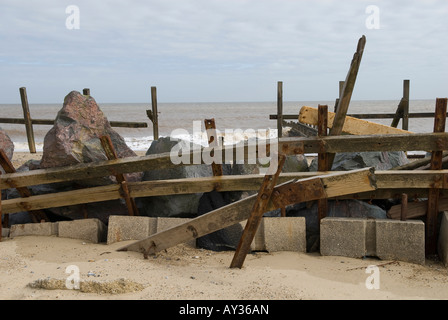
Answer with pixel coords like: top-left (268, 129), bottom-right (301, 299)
top-left (0, 194), bottom-right (2, 242)
top-left (334, 81), bottom-right (345, 113)
top-left (204, 118), bottom-right (223, 177)
top-left (277, 81), bottom-right (283, 138)
top-left (328, 36), bottom-right (366, 168)
top-left (426, 97), bottom-right (447, 255)
top-left (148, 86), bottom-right (159, 141)
top-left (400, 193), bottom-right (408, 221)
top-left (100, 136), bottom-right (139, 216)
top-left (402, 80), bottom-right (410, 131)
top-left (317, 105), bottom-right (329, 223)
top-left (19, 87), bottom-right (36, 153)
top-left (0, 149), bottom-right (48, 222)
top-left (230, 154), bottom-right (286, 269)
top-left (82, 88), bottom-right (90, 96)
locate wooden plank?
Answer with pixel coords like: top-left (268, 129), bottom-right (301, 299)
top-left (402, 80), bottom-right (410, 130)
top-left (3, 169), bottom-right (448, 215)
top-left (391, 98), bottom-right (405, 128)
top-left (0, 119), bottom-right (147, 128)
top-left (317, 104), bottom-right (329, 221)
top-left (118, 168), bottom-right (377, 256)
top-left (426, 97), bottom-right (447, 255)
top-left (271, 112), bottom-right (448, 120)
top-left (2, 133), bottom-right (448, 190)
top-left (299, 106), bottom-right (413, 135)
top-left (0, 149), bottom-right (48, 222)
top-left (19, 87), bottom-right (36, 153)
top-left (204, 118), bottom-right (223, 177)
top-left (100, 135), bottom-right (139, 216)
top-left (388, 197), bottom-right (448, 220)
top-left (277, 81), bottom-right (283, 138)
top-left (230, 154), bottom-right (286, 268)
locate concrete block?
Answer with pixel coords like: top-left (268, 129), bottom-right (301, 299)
top-left (438, 212), bottom-right (448, 267)
top-left (10, 222), bottom-right (58, 238)
top-left (375, 219), bottom-right (425, 265)
top-left (107, 215), bottom-right (157, 244)
top-left (1, 227), bottom-right (10, 238)
top-left (156, 218), bottom-right (196, 248)
top-left (320, 218), bottom-right (368, 258)
top-left (58, 218), bottom-right (107, 243)
top-left (262, 217), bottom-right (306, 252)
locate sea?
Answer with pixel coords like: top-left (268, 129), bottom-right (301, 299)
top-left (0, 99), bottom-right (440, 154)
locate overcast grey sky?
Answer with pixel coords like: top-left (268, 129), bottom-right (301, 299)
top-left (1, 0), bottom-right (447, 103)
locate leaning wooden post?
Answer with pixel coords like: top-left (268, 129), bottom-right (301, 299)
top-left (277, 81), bottom-right (283, 138)
top-left (19, 87), bottom-right (36, 153)
top-left (334, 81), bottom-right (345, 113)
top-left (317, 105), bottom-right (329, 223)
top-left (204, 118), bottom-right (223, 177)
top-left (402, 80), bottom-right (410, 131)
top-left (426, 97), bottom-right (447, 255)
top-left (148, 86), bottom-right (159, 141)
top-left (230, 154), bottom-right (286, 269)
top-left (327, 35), bottom-right (366, 168)
top-left (0, 149), bottom-right (48, 223)
top-left (100, 135), bottom-right (139, 216)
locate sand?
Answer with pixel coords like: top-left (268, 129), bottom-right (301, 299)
top-left (1, 152), bottom-right (448, 301)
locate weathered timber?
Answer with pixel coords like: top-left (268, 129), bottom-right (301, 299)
top-left (299, 106), bottom-right (413, 135)
top-left (388, 197), bottom-right (448, 220)
top-left (271, 112), bottom-right (448, 120)
top-left (0, 149), bottom-right (48, 222)
top-left (330, 35), bottom-right (366, 137)
top-left (426, 97), bottom-right (447, 255)
top-left (401, 193), bottom-right (408, 221)
top-left (19, 87), bottom-right (36, 153)
top-left (0, 118), bottom-right (147, 128)
top-left (147, 86), bottom-right (159, 140)
top-left (230, 154), bottom-right (286, 268)
top-left (100, 135), bottom-right (139, 216)
top-left (3, 170), bottom-right (448, 215)
top-left (402, 80), bottom-right (410, 130)
top-left (317, 105), bottom-right (329, 222)
top-left (118, 168), bottom-right (377, 256)
top-left (2, 133), bottom-right (448, 190)
top-left (204, 118), bottom-right (223, 177)
top-left (277, 81), bottom-right (283, 138)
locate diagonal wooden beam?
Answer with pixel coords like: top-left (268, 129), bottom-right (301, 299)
top-left (117, 167), bottom-right (377, 258)
top-left (0, 149), bottom-right (48, 223)
top-left (230, 154), bottom-right (286, 268)
top-left (100, 135), bottom-right (139, 216)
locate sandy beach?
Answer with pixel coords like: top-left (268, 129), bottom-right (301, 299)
top-left (1, 151), bottom-right (448, 301)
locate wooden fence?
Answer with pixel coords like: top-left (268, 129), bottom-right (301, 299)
top-left (0, 87), bottom-right (155, 153)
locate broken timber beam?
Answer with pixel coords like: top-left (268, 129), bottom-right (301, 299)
top-left (230, 154), bottom-right (286, 268)
top-left (100, 135), bottom-right (139, 216)
top-left (204, 118), bottom-right (223, 177)
top-left (4, 169), bottom-right (448, 215)
top-left (299, 106), bottom-right (413, 135)
top-left (2, 133), bottom-right (448, 190)
top-left (0, 149), bottom-right (48, 223)
top-left (326, 35), bottom-right (366, 168)
top-left (117, 167), bottom-right (377, 257)
top-left (426, 97), bottom-right (447, 255)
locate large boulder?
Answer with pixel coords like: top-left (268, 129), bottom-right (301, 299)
top-left (0, 128), bottom-right (14, 170)
top-left (40, 91), bottom-right (140, 186)
top-left (138, 136), bottom-right (232, 218)
top-left (309, 151), bottom-right (409, 171)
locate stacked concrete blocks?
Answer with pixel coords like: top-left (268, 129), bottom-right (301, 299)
top-left (320, 217), bottom-right (425, 265)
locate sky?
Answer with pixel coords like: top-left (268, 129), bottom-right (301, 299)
top-left (0, 0), bottom-right (447, 104)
